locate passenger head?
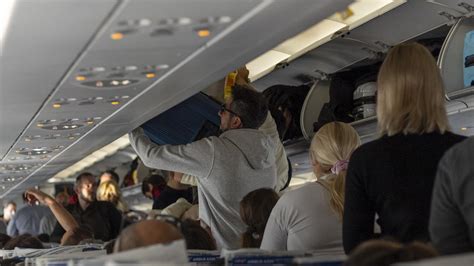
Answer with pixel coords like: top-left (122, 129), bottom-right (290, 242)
top-left (113, 220), bottom-right (183, 252)
top-left (3, 201), bottom-right (16, 222)
top-left (75, 172), bottom-right (97, 204)
top-left (240, 188), bottom-right (279, 248)
top-left (100, 170), bottom-right (120, 184)
top-left (61, 226), bottom-right (94, 246)
top-left (3, 234), bottom-right (44, 250)
top-left (344, 240), bottom-right (438, 266)
top-left (0, 233), bottom-right (11, 248)
top-left (142, 174), bottom-right (166, 199)
top-left (97, 180), bottom-right (128, 212)
top-left (377, 42), bottom-right (448, 136)
top-left (219, 84), bottom-right (268, 131)
top-left (310, 122), bottom-right (360, 220)
top-left (181, 219), bottom-right (216, 250)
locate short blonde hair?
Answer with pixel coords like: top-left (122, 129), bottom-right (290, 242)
top-left (97, 180), bottom-right (128, 212)
top-left (377, 42), bottom-right (448, 136)
top-left (310, 122), bottom-right (360, 220)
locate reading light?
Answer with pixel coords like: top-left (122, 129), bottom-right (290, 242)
top-left (111, 32), bottom-right (124, 40)
top-left (111, 101), bottom-right (120, 105)
top-left (197, 29), bottom-right (211, 37)
top-left (145, 72), bottom-right (156, 79)
top-left (76, 75), bottom-right (87, 81)
top-left (52, 103), bottom-right (61, 109)
top-left (461, 127), bottom-right (468, 131)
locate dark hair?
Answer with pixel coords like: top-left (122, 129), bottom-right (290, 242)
top-left (3, 234), bottom-right (44, 250)
top-left (75, 172), bottom-right (95, 186)
top-left (181, 219), bottom-right (216, 250)
top-left (344, 240), bottom-right (438, 266)
top-left (61, 226), bottom-right (95, 246)
top-left (230, 84), bottom-right (268, 129)
top-left (142, 174), bottom-right (166, 195)
top-left (101, 170), bottom-right (120, 184)
top-left (36, 233), bottom-right (50, 243)
top-left (263, 84), bottom-right (310, 140)
top-left (240, 188), bottom-right (279, 248)
top-left (0, 233), bottom-right (11, 248)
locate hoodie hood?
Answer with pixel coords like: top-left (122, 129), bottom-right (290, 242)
top-left (220, 129), bottom-right (276, 170)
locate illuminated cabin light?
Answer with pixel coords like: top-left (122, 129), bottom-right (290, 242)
top-left (87, 121), bottom-right (94, 125)
top-left (52, 103), bottom-right (61, 109)
top-left (111, 32), bottom-right (124, 40)
top-left (111, 101), bottom-right (120, 105)
top-left (96, 81), bottom-right (104, 87)
top-left (461, 127), bottom-right (468, 131)
top-left (111, 80), bottom-right (120, 86)
top-left (197, 29), bottom-right (211, 37)
top-left (145, 72), bottom-right (156, 79)
top-left (37, 123), bottom-right (44, 127)
top-left (76, 75), bottom-right (87, 81)
top-left (122, 80), bottom-right (131, 85)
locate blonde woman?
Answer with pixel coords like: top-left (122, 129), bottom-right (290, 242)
top-left (260, 122), bottom-right (360, 251)
top-left (343, 43), bottom-right (466, 254)
top-left (97, 180), bottom-right (129, 213)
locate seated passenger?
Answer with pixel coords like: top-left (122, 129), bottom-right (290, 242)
top-left (0, 233), bottom-right (11, 248)
top-left (113, 220), bottom-right (182, 252)
top-left (343, 43), bottom-right (466, 254)
top-left (50, 173), bottom-right (122, 242)
top-left (261, 122), bottom-right (360, 251)
top-left (152, 170), bottom-right (193, 210)
top-left (97, 180), bottom-right (129, 213)
top-left (142, 174), bottom-right (166, 200)
top-left (100, 170), bottom-right (120, 184)
top-left (61, 225), bottom-right (94, 246)
top-left (430, 137), bottom-right (474, 254)
top-left (7, 192), bottom-right (56, 237)
top-left (181, 219), bottom-right (216, 250)
top-left (344, 240), bottom-right (438, 266)
top-left (239, 188), bottom-right (279, 248)
top-left (129, 84), bottom-right (276, 249)
top-left (3, 234), bottom-right (44, 250)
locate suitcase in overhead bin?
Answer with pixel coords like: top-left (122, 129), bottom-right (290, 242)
top-left (141, 93), bottom-right (221, 145)
top-left (463, 30), bottom-right (474, 87)
top-left (353, 82), bottom-right (377, 120)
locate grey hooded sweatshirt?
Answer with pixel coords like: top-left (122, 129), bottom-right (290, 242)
top-left (129, 127), bottom-right (277, 249)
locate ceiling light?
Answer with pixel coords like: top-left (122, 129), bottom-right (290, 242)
top-left (111, 101), bottom-right (120, 105)
top-left (81, 79), bottom-right (139, 88)
top-left (76, 75), bottom-right (87, 81)
top-left (196, 28), bottom-right (211, 37)
top-left (111, 32), bottom-right (124, 40)
top-left (125, 66), bottom-right (138, 71)
top-left (178, 17), bottom-right (192, 25)
top-left (122, 80), bottom-right (130, 85)
top-left (52, 103), bottom-right (61, 109)
top-left (111, 80), bottom-right (120, 86)
top-left (145, 73), bottom-right (156, 79)
top-left (461, 127), bottom-right (468, 131)
top-left (0, 0), bottom-right (16, 45)
top-left (122, 95), bottom-right (130, 99)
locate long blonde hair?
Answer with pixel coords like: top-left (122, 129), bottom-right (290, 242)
top-left (377, 42), bottom-right (449, 136)
top-left (310, 122), bottom-right (360, 220)
top-left (97, 180), bottom-right (128, 212)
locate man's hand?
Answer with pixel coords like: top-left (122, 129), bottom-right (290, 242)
top-left (25, 188), bottom-right (54, 206)
top-left (235, 66), bottom-right (250, 85)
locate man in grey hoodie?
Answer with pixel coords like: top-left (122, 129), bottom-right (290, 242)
top-left (430, 137), bottom-right (474, 254)
top-left (129, 84), bottom-right (277, 249)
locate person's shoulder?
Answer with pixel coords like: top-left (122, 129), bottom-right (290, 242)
top-left (95, 200), bottom-right (118, 210)
top-left (441, 136), bottom-right (474, 163)
top-left (441, 131), bottom-right (468, 143)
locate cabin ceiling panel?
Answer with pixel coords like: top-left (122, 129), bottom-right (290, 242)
top-left (90, 0), bottom-right (260, 51)
top-left (0, 0), bottom-right (118, 160)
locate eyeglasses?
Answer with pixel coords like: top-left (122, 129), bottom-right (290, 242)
top-left (219, 103), bottom-right (240, 117)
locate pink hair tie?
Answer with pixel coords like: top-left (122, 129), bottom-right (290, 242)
top-left (331, 160), bottom-right (349, 175)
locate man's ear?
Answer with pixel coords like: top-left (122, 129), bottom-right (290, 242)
top-left (231, 116), bottom-right (243, 129)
